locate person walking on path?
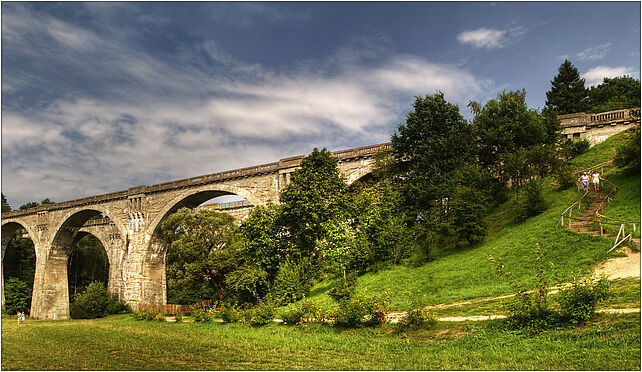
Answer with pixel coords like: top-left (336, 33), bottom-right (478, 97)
top-left (579, 172), bottom-right (590, 191)
top-left (592, 171), bottom-right (602, 191)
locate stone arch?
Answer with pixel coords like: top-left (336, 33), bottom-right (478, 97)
top-left (67, 230), bottom-right (111, 298)
top-left (49, 206), bottom-right (127, 248)
top-left (145, 184), bottom-right (263, 237)
top-left (2, 220), bottom-right (38, 258)
top-left (1, 220), bottom-right (38, 311)
top-left (345, 168), bottom-right (375, 185)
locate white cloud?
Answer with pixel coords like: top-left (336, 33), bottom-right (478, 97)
top-left (583, 66), bottom-right (638, 86)
top-left (576, 43), bottom-right (611, 61)
top-left (457, 26), bottom-right (525, 50)
top-left (457, 28), bottom-right (508, 49)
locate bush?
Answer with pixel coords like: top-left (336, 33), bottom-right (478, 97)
top-left (70, 281), bottom-right (120, 319)
top-left (133, 309), bottom-right (161, 321)
top-left (280, 306), bottom-right (306, 325)
top-left (562, 138), bottom-right (591, 159)
top-left (248, 300), bottom-right (276, 326)
top-left (271, 259), bottom-right (313, 305)
top-left (332, 294), bottom-right (389, 327)
top-left (399, 308), bottom-right (437, 329)
top-left (558, 275), bottom-right (610, 325)
top-left (4, 278), bottom-right (31, 316)
top-left (555, 165), bottom-right (576, 190)
top-left (191, 309), bottom-right (216, 323)
top-left (328, 276), bottom-right (356, 302)
top-left (220, 305), bottom-right (245, 323)
top-left (516, 181), bottom-right (548, 221)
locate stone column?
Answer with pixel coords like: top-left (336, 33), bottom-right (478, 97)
top-left (30, 241), bottom-right (70, 319)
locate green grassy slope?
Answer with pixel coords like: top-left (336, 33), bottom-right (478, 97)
top-left (301, 130), bottom-right (640, 311)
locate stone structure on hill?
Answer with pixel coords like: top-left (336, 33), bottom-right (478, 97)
top-left (559, 107), bottom-right (640, 145)
top-left (1, 143), bottom-right (389, 319)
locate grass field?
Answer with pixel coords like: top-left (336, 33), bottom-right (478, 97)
top-left (2, 312), bottom-right (640, 370)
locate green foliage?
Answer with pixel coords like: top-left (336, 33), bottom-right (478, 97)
top-left (220, 305), bottom-right (245, 323)
top-left (70, 281), bottom-right (128, 319)
top-left (328, 275), bottom-right (356, 302)
top-left (562, 138), bottom-right (591, 160)
top-left (68, 234), bottom-right (109, 296)
top-left (555, 164), bottom-right (576, 190)
top-left (2, 193), bottom-right (11, 212)
top-left (191, 308), bottom-right (217, 323)
top-left (271, 258), bottom-right (313, 305)
top-left (238, 203), bottom-right (286, 282)
top-left (279, 300), bottom-right (326, 325)
top-left (516, 180), bottom-right (548, 221)
top-left (614, 126), bottom-right (640, 173)
top-left (391, 92), bottom-right (474, 225)
top-left (3, 232), bottom-right (36, 295)
top-left (280, 148), bottom-right (350, 261)
top-left (4, 278), bottom-right (31, 315)
top-left (161, 207), bottom-right (241, 305)
top-left (18, 201), bottom-right (38, 210)
top-left (248, 299), bottom-right (276, 326)
top-left (331, 293), bottom-right (389, 327)
top-left (588, 76), bottom-right (641, 113)
top-left (224, 264), bottom-right (269, 304)
top-left (558, 275), bottom-right (610, 325)
top-left (133, 309), bottom-right (161, 321)
top-left (545, 59), bottom-right (588, 114)
top-left (174, 312), bottom-right (183, 323)
top-left (472, 90), bottom-right (558, 188)
top-left (399, 308), bottom-right (437, 329)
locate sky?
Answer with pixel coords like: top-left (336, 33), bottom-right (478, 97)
top-left (1, 2), bottom-right (640, 209)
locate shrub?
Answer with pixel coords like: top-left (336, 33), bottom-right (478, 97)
top-left (562, 138), bottom-right (591, 159)
top-left (4, 278), bottom-right (31, 316)
top-left (249, 300), bottom-right (276, 326)
top-left (516, 181), bottom-right (548, 221)
top-left (133, 309), bottom-right (161, 321)
top-left (191, 308), bottom-right (219, 323)
top-left (399, 308), bottom-right (437, 329)
top-left (70, 281), bottom-right (116, 319)
top-left (558, 275), bottom-right (610, 325)
top-left (280, 306), bottom-right (306, 325)
top-left (153, 312), bottom-right (166, 322)
top-left (328, 275), bottom-right (356, 302)
top-left (271, 259), bottom-right (313, 305)
top-left (220, 305), bottom-right (245, 323)
top-left (333, 294), bottom-right (389, 327)
top-left (555, 165), bottom-right (576, 190)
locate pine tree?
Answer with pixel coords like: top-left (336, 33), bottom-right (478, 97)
top-left (545, 59), bottom-right (588, 114)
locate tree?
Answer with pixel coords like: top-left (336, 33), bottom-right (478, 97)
top-left (40, 198), bottom-right (54, 205)
top-left (67, 235), bottom-right (109, 295)
top-left (391, 92), bottom-right (475, 223)
top-left (588, 76), bottom-right (641, 113)
top-left (2, 193), bottom-right (11, 213)
top-left (472, 90), bottom-right (555, 188)
top-left (18, 202), bottom-right (38, 210)
top-left (161, 208), bottom-right (241, 305)
top-left (279, 148), bottom-right (350, 262)
top-left (545, 59), bottom-right (588, 114)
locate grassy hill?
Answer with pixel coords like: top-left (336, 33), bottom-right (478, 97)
top-left (297, 129), bottom-right (640, 311)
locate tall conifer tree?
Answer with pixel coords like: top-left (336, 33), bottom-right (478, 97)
top-left (545, 59), bottom-right (588, 114)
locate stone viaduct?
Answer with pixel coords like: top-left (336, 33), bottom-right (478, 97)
top-left (1, 143), bottom-right (390, 319)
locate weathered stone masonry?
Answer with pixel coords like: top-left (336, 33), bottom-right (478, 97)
top-left (1, 143), bottom-right (390, 319)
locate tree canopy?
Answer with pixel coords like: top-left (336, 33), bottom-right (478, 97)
top-left (588, 76), bottom-right (641, 113)
top-left (545, 59), bottom-right (589, 114)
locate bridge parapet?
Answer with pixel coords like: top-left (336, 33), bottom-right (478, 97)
top-left (2, 143), bottom-right (392, 219)
top-left (560, 107), bottom-right (640, 145)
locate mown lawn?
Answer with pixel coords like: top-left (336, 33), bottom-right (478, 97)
top-left (1, 313), bottom-right (640, 370)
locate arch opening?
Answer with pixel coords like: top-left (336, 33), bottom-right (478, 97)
top-left (151, 190), bottom-right (250, 306)
top-left (1, 222), bottom-right (36, 315)
top-left (67, 232), bottom-right (109, 298)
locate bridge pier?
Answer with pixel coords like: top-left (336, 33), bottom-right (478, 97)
top-left (31, 242), bottom-right (70, 319)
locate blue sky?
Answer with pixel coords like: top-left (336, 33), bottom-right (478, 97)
top-left (2, 2), bottom-right (640, 209)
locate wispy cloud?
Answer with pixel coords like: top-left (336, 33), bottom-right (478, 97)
top-left (576, 43), bottom-right (611, 61)
top-left (583, 66), bottom-right (638, 86)
top-left (1, 4), bottom-right (489, 208)
top-left (457, 27), bottom-right (525, 49)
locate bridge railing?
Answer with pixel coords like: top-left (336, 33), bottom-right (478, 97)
top-left (560, 107), bottom-right (640, 126)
